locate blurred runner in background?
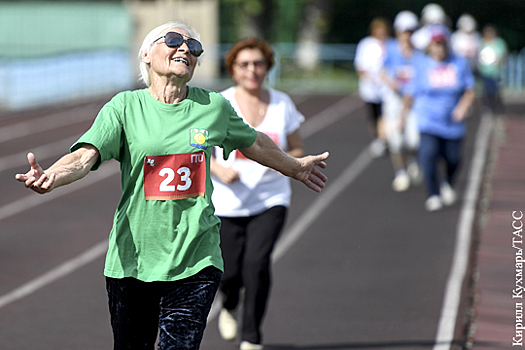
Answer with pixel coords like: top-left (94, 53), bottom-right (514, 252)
top-left (478, 24), bottom-right (508, 114)
top-left (451, 13), bottom-right (481, 73)
top-left (354, 17), bottom-right (391, 157)
top-left (402, 24), bottom-right (475, 212)
top-left (382, 10), bottom-right (422, 192)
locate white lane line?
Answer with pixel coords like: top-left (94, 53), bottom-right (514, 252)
top-left (433, 114), bottom-right (493, 350)
top-left (272, 146), bottom-right (372, 262)
top-left (0, 164), bottom-right (118, 309)
top-left (301, 97), bottom-right (362, 139)
top-left (0, 135), bottom-right (81, 173)
top-left (0, 162), bottom-right (119, 222)
top-left (0, 241), bottom-right (108, 309)
top-left (0, 106), bottom-right (94, 144)
top-left (208, 146), bottom-right (374, 321)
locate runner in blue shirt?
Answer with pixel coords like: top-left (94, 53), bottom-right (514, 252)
top-left (382, 11), bottom-right (422, 192)
top-left (402, 24), bottom-right (475, 211)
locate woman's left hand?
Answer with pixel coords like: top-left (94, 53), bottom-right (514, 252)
top-left (452, 103), bottom-right (469, 123)
top-left (452, 89), bottom-right (476, 123)
top-left (293, 152), bottom-right (329, 192)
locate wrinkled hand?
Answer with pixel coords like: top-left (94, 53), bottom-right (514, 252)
top-left (15, 153), bottom-right (56, 194)
top-left (293, 152), bottom-right (329, 192)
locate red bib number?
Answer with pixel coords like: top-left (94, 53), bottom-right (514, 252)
top-left (144, 152), bottom-right (206, 200)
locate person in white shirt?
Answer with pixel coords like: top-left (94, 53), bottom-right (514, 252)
top-left (354, 17), bottom-right (391, 157)
top-left (450, 14), bottom-right (481, 72)
top-left (381, 11), bottom-right (422, 192)
top-left (210, 37), bottom-right (305, 350)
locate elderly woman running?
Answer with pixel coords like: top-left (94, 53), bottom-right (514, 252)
top-left (15, 21), bottom-right (329, 350)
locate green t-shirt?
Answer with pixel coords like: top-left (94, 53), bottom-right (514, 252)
top-left (478, 37), bottom-right (508, 78)
top-left (71, 87), bottom-right (257, 282)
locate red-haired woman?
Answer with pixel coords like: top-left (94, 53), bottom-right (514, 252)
top-left (211, 37), bottom-right (305, 350)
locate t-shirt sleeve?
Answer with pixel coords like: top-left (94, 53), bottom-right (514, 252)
top-left (219, 98), bottom-right (258, 160)
top-left (354, 39), bottom-right (365, 71)
top-left (70, 98), bottom-right (123, 170)
top-left (404, 54), bottom-right (422, 97)
top-left (283, 94), bottom-right (305, 135)
top-left (404, 73), bottom-right (417, 97)
top-left (460, 58), bottom-right (475, 90)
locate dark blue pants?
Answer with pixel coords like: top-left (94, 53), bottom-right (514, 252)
top-left (218, 205), bottom-right (287, 344)
top-left (481, 75), bottom-right (504, 113)
top-left (106, 266), bottom-right (221, 350)
top-left (419, 133), bottom-right (463, 197)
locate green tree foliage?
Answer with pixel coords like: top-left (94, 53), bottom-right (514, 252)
top-left (220, 0), bottom-right (524, 51)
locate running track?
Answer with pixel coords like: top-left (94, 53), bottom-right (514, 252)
top-left (0, 92), bottom-right (489, 349)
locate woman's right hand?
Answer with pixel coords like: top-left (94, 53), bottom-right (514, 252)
top-left (214, 166), bottom-right (240, 184)
top-left (15, 152), bottom-right (56, 194)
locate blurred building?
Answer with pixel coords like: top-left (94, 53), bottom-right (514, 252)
top-left (0, 0), bottom-right (219, 111)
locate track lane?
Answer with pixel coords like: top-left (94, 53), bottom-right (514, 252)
top-left (0, 94), bottom-right (483, 350)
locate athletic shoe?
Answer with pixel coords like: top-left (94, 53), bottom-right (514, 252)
top-left (407, 161), bottom-right (423, 186)
top-left (240, 341), bottom-right (264, 350)
top-left (369, 138), bottom-right (387, 158)
top-left (218, 308), bottom-right (238, 341)
top-left (440, 182), bottom-right (457, 206)
top-left (392, 170), bottom-right (410, 192)
top-left (425, 195), bottom-right (443, 212)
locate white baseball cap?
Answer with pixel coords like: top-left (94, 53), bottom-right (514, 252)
top-left (457, 14), bottom-right (477, 32)
top-left (421, 3), bottom-right (446, 24)
top-left (394, 11), bottom-right (419, 33)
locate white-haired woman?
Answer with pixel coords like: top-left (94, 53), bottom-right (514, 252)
top-left (15, 21), bottom-right (329, 350)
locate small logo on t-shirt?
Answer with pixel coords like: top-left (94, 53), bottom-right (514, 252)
top-left (190, 129), bottom-right (209, 150)
top-left (396, 65), bottom-right (414, 85)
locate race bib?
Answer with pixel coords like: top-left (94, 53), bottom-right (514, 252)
top-left (428, 64), bottom-right (458, 88)
top-left (144, 152), bottom-right (206, 200)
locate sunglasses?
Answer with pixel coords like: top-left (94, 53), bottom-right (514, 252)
top-left (152, 32), bottom-right (203, 57)
top-left (234, 60), bottom-right (267, 70)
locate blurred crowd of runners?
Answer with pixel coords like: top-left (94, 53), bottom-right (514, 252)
top-left (353, 3), bottom-right (508, 211)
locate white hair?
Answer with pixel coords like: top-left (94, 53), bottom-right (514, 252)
top-left (138, 21), bottom-right (202, 87)
top-left (421, 3), bottom-right (446, 25)
top-left (457, 14), bottom-right (477, 33)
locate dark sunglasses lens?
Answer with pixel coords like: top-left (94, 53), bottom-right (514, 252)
top-left (164, 32), bottom-right (184, 48)
top-left (186, 39), bottom-right (203, 57)
top-left (164, 32), bottom-right (203, 57)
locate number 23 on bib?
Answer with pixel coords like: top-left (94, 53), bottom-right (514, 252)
top-left (143, 152), bottom-right (206, 200)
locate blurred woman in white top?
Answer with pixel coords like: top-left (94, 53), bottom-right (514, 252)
top-left (210, 37), bottom-right (304, 350)
top-left (354, 17), bottom-right (391, 157)
top-left (451, 14), bottom-right (481, 72)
